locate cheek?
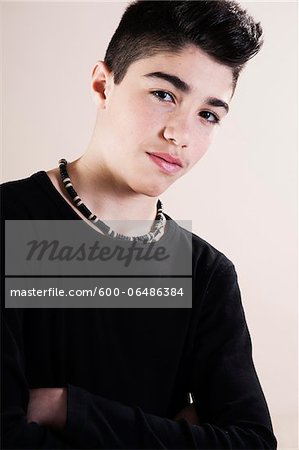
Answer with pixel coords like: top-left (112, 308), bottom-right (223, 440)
top-left (118, 99), bottom-right (162, 144)
top-left (188, 133), bottom-right (213, 167)
top-left (117, 95), bottom-right (151, 126)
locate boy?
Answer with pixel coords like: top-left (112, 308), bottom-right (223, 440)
top-left (1, 1), bottom-right (277, 448)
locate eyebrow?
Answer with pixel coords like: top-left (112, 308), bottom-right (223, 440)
top-left (144, 71), bottom-right (190, 93)
top-left (206, 97), bottom-right (229, 114)
top-left (144, 71), bottom-right (229, 114)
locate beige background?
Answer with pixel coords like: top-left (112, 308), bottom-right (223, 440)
top-left (1, 1), bottom-right (298, 449)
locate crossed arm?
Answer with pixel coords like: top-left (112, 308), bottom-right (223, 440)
top-left (2, 260), bottom-right (277, 449)
top-left (26, 387), bottom-right (200, 428)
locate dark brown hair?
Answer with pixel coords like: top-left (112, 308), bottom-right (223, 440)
top-left (104, 0), bottom-right (264, 94)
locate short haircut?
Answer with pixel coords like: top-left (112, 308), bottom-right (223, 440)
top-left (104, 0), bottom-right (264, 94)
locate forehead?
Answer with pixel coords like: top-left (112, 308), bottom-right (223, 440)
top-left (123, 45), bottom-right (234, 103)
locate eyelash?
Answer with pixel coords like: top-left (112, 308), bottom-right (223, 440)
top-left (151, 90), bottom-right (220, 126)
top-left (200, 111), bottom-right (220, 126)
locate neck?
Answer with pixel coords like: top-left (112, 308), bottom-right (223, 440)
top-left (64, 154), bottom-right (161, 237)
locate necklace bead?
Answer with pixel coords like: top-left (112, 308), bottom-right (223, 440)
top-left (58, 159), bottom-right (166, 243)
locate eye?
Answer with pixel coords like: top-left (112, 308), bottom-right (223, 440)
top-left (199, 111), bottom-right (220, 125)
top-left (151, 90), bottom-right (175, 103)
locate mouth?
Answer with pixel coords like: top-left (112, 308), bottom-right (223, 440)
top-left (146, 152), bottom-right (183, 175)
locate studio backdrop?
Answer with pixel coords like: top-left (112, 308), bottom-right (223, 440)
top-left (1, 2), bottom-right (298, 449)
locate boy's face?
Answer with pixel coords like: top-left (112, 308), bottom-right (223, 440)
top-left (94, 45), bottom-right (234, 197)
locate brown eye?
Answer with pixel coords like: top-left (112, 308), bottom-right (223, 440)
top-left (151, 90), bottom-right (175, 103)
top-left (200, 111), bottom-right (220, 125)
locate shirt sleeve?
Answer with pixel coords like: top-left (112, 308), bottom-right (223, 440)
top-left (58, 259), bottom-right (277, 449)
top-left (2, 258), bottom-right (277, 449)
top-left (187, 258), bottom-right (277, 448)
top-left (1, 308), bottom-right (72, 449)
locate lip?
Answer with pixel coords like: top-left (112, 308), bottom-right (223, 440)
top-left (148, 152), bottom-right (183, 167)
top-left (146, 152), bottom-right (183, 175)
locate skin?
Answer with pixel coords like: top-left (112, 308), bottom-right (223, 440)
top-left (30, 45), bottom-right (234, 429)
top-left (27, 388), bottom-right (199, 428)
top-left (47, 44), bottom-right (233, 236)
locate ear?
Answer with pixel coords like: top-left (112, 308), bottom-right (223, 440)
top-left (91, 61), bottom-right (113, 109)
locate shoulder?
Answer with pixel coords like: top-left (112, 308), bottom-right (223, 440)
top-left (170, 219), bottom-right (239, 320)
top-left (169, 217), bottom-right (235, 276)
top-left (1, 173), bottom-right (40, 195)
top-left (192, 231), bottom-right (234, 269)
top-left (0, 171), bottom-right (52, 219)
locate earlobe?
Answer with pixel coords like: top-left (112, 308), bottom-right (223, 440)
top-left (90, 61), bottom-right (113, 109)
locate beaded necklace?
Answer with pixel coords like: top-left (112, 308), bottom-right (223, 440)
top-left (58, 159), bottom-right (166, 243)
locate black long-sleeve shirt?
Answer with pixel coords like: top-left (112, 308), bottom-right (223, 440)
top-left (1, 171), bottom-right (277, 449)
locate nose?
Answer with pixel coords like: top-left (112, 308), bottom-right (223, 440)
top-left (162, 113), bottom-right (191, 149)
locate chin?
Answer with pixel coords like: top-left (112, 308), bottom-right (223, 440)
top-left (132, 181), bottom-right (168, 198)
